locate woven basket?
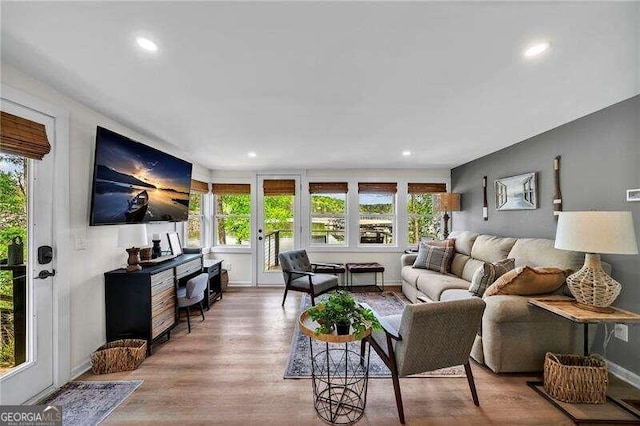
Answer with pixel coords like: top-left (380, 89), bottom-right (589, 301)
top-left (221, 269), bottom-right (229, 291)
top-left (543, 352), bottom-right (608, 404)
top-left (91, 339), bottom-right (147, 375)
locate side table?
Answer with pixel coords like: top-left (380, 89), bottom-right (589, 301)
top-left (345, 262), bottom-right (385, 292)
top-left (298, 310), bottom-right (372, 425)
top-left (528, 297), bottom-right (640, 424)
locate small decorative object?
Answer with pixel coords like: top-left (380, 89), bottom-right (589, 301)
top-left (495, 172), bottom-right (538, 210)
top-left (7, 236), bottom-right (24, 266)
top-left (627, 189), bottom-right (640, 202)
top-left (91, 339), bottom-right (147, 374)
top-left (167, 232), bottom-right (183, 256)
top-left (307, 290), bottom-right (381, 338)
top-left (553, 156), bottom-right (562, 218)
top-left (139, 247), bottom-right (152, 261)
top-left (151, 239), bottom-right (162, 259)
top-left (555, 211), bottom-right (639, 312)
top-left (433, 193), bottom-right (461, 239)
top-left (543, 352), bottom-right (608, 404)
top-left (117, 224), bottom-right (148, 272)
top-left (482, 176), bottom-right (489, 221)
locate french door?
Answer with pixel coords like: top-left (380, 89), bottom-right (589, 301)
top-left (0, 100), bottom-right (56, 404)
top-left (256, 175), bottom-right (301, 285)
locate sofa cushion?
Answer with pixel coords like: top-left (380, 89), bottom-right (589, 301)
top-left (471, 235), bottom-right (517, 263)
top-left (448, 231), bottom-right (478, 256)
top-left (440, 289), bottom-right (478, 302)
top-left (461, 258), bottom-right (484, 282)
top-left (400, 266), bottom-right (423, 287)
top-left (507, 238), bottom-right (583, 270)
top-left (469, 258), bottom-right (516, 297)
top-left (484, 266), bottom-right (569, 297)
top-left (413, 244), bottom-right (455, 273)
top-left (450, 253), bottom-right (470, 278)
top-left (416, 270), bottom-right (470, 301)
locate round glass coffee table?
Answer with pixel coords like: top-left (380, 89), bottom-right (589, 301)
top-left (298, 310), bottom-right (372, 425)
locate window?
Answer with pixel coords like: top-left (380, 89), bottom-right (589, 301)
top-left (309, 182), bottom-right (348, 245)
top-left (213, 184), bottom-right (251, 246)
top-left (187, 179), bottom-right (208, 248)
top-left (407, 183), bottom-right (446, 245)
top-left (358, 182), bottom-right (396, 245)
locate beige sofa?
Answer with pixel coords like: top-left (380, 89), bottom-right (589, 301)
top-left (400, 231), bottom-right (586, 373)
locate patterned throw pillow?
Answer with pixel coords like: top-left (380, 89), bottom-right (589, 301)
top-left (413, 244), bottom-right (455, 273)
top-left (419, 238), bottom-right (456, 248)
top-left (484, 266), bottom-right (569, 297)
top-left (469, 258), bottom-right (515, 297)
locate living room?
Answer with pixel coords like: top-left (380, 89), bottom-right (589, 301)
top-left (1, 1), bottom-right (639, 425)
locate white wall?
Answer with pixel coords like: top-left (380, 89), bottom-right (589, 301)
top-left (209, 168), bottom-right (451, 285)
top-left (1, 64), bottom-right (211, 375)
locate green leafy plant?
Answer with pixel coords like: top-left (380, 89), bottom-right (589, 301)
top-left (307, 290), bottom-right (381, 338)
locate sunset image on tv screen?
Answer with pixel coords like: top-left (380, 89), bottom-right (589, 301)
top-left (90, 127), bottom-right (193, 225)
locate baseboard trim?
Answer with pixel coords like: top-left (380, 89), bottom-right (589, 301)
top-left (607, 360), bottom-right (640, 388)
top-left (70, 358), bottom-right (92, 380)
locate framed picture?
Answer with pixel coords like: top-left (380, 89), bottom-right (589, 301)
top-left (495, 172), bottom-right (538, 210)
top-left (627, 189), bottom-right (640, 202)
top-left (167, 232), bottom-right (183, 256)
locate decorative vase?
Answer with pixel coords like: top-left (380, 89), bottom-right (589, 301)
top-left (151, 239), bottom-right (161, 259)
top-left (335, 322), bottom-right (351, 336)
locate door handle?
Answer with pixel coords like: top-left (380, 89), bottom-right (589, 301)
top-left (35, 269), bottom-right (56, 279)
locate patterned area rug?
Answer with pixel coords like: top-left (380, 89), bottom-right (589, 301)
top-left (284, 292), bottom-right (465, 378)
top-left (41, 380), bottom-right (143, 426)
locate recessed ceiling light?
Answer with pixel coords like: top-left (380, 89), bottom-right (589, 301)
top-left (248, 151), bottom-right (257, 158)
top-left (523, 42), bottom-right (551, 58)
top-left (136, 37), bottom-right (159, 52)
top-left (402, 150), bottom-right (412, 157)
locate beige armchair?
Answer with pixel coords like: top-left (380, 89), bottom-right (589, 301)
top-left (362, 298), bottom-right (486, 424)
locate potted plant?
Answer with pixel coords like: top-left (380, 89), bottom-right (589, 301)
top-left (307, 290), bottom-right (381, 338)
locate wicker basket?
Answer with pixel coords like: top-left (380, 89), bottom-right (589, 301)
top-left (221, 269), bottom-right (229, 291)
top-left (91, 339), bottom-right (147, 375)
top-left (543, 352), bottom-right (608, 404)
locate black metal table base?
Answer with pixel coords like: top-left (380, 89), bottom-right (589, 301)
top-left (310, 340), bottom-right (371, 425)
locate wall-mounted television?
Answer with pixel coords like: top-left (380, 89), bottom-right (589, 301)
top-left (89, 126), bottom-right (193, 225)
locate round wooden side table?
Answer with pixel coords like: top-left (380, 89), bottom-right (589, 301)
top-left (298, 310), bottom-right (372, 425)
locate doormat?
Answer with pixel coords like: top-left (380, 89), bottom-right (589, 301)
top-left (40, 380), bottom-right (143, 426)
top-left (284, 292), bottom-right (465, 378)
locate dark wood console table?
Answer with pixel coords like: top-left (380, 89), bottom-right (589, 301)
top-left (104, 253), bottom-right (203, 355)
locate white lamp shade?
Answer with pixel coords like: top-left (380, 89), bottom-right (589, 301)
top-left (117, 224), bottom-right (148, 248)
top-left (555, 211), bottom-right (638, 255)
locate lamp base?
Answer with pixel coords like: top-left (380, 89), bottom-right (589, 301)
top-left (566, 253), bottom-right (621, 310)
top-left (126, 247), bottom-right (142, 272)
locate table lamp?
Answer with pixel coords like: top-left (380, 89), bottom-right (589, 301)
top-left (117, 224), bottom-right (148, 272)
top-left (555, 211), bottom-right (638, 312)
top-left (434, 193), bottom-right (461, 239)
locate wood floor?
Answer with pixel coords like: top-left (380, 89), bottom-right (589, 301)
top-left (80, 288), bottom-right (639, 425)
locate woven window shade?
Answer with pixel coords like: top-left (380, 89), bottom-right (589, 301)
top-left (358, 182), bottom-right (397, 194)
top-left (212, 183), bottom-right (251, 194)
top-left (309, 182), bottom-right (348, 194)
top-left (0, 111), bottom-right (51, 160)
top-left (263, 179), bottom-right (296, 195)
top-left (408, 183), bottom-right (447, 194)
top-left (190, 179), bottom-right (209, 193)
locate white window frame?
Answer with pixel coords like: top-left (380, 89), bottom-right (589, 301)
top-left (309, 191), bottom-right (348, 247)
top-left (406, 192), bottom-right (440, 246)
top-left (213, 190), bottom-right (252, 249)
top-left (187, 191), bottom-right (206, 248)
top-left (357, 191), bottom-right (397, 247)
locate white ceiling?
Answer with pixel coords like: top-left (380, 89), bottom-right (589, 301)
top-left (2, 1), bottom-right (639, 171)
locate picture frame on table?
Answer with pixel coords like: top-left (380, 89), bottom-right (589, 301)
top-left (167, 232), bottom-right (183, 256)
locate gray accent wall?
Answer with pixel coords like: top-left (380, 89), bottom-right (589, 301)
top-left (451, 95), bottom-right (640, 375)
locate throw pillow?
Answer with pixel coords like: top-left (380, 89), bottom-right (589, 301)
top-left (413, 244), bottom-right (455, 273)
top-left (484, 266), bottom-right (569, 297)
top-left (419, 237), bottom-right (456, 248)
top-left (469, 258), bottom-right (515, 297)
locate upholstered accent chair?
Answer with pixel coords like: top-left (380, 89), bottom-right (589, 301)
top-left (176, 273), bottom-right (208, 333)
top-left (362, 298), bottom-right (486, 424)
top-left (278, 250), bottom-right (340, 306)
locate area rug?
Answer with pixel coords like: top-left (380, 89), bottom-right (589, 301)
top-left (284, 292), bottom-right (465, 378)
top-left (41, 380), bottom-right (143, 426)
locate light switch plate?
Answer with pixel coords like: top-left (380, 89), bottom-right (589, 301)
top-left (614, 324), bottom-right (628, 342)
